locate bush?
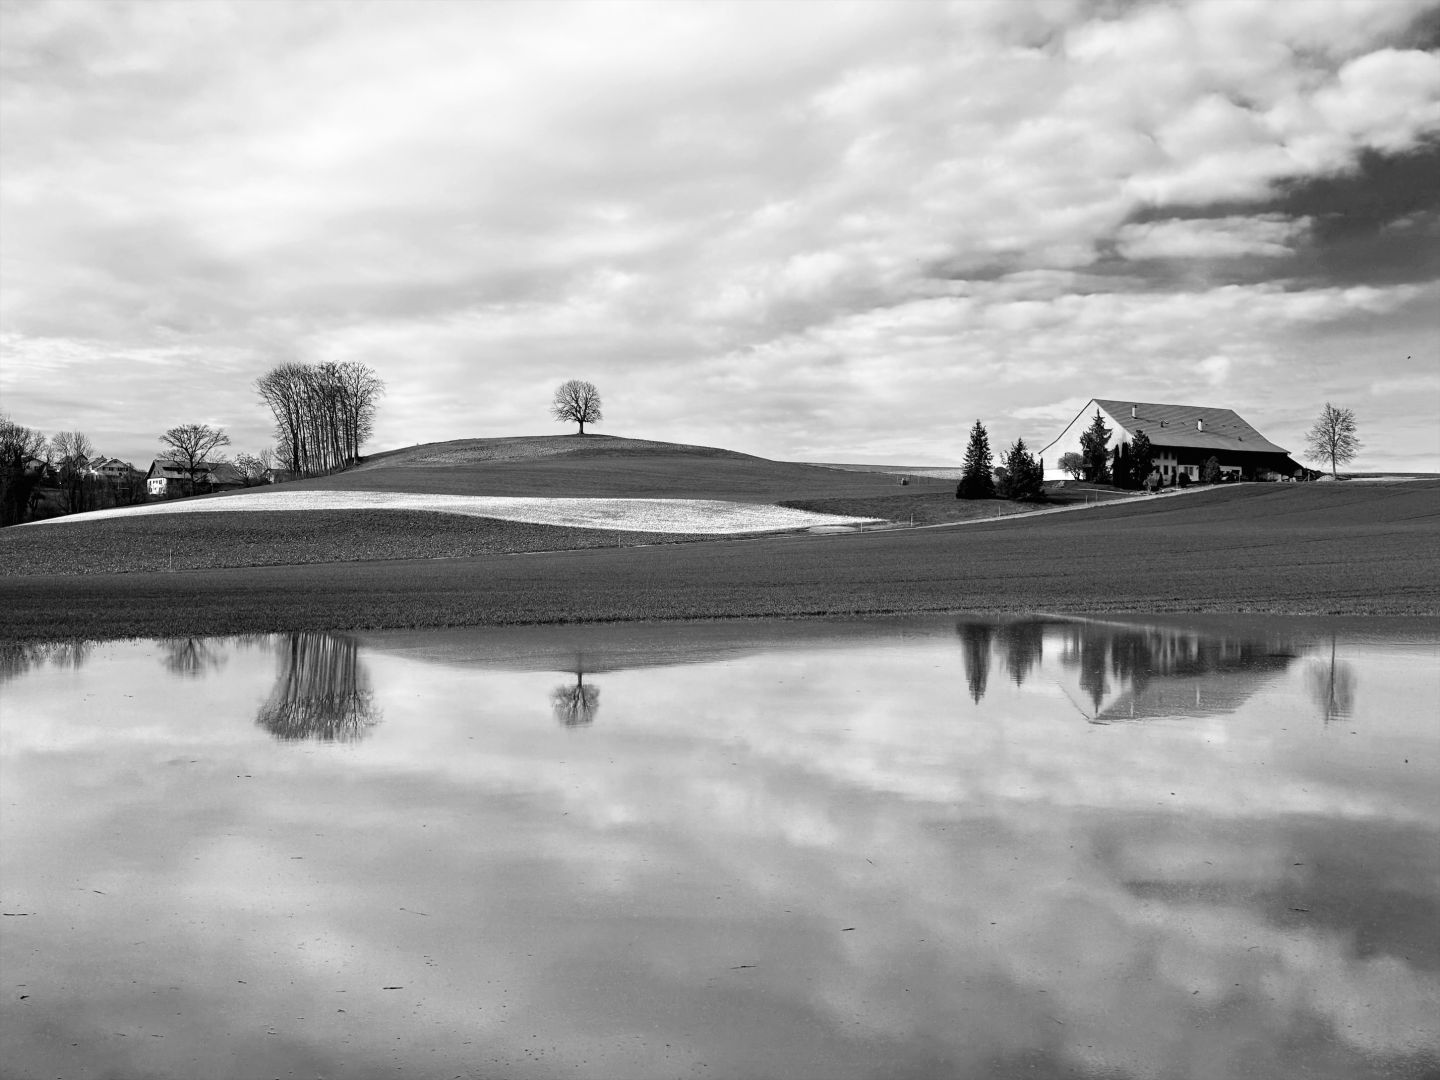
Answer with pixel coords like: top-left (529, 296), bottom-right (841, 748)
top-left (1201, 456), bottom-right (1222, 484)
top-left (1177, 473), bottom-right (1191, 488)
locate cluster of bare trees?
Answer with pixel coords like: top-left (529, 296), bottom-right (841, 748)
top-left (0, 415), bottom-right (149, 525)
top-left (255, 361), bottom-right (384, 478)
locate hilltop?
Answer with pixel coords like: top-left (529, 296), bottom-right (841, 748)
top-left (281, 434), bottom-right (958, 502)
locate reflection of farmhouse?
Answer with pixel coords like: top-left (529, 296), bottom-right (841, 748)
top-left (957, 617), bottom-right (1305, 721)
top-left (1039, 399), bottom-right (1303, 484)
top-left (1054, 620), bottom-right (1302, 722)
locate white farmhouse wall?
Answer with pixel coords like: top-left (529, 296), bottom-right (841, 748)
top-left (1039, 400), bottom-right (1129, 481)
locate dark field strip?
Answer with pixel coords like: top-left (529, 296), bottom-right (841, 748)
top-left (0, 510), bottom-right (728, 576)
top-left (3, 482), bottom-right (1437, 641)
top-left (282, 453), bottom-right (956, 502)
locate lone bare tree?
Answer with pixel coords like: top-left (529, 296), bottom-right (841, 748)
top-left (159, 423), bottom-right (230, 494)
top-left (551, 379), bottom-right (603, 434)
top-left (1305, 403), bottom-right (1360, 478)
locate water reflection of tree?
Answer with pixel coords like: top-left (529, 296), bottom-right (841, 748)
top-left (956, 622), bottom-right (994, 703)
top-left (257, 633), bottom-right (380, 742)
top-left (1306, 636), bottom-right (1356, 724)
top-left (0, 640), bottom-right (94, 683)
top-left (160, 637), bottom-right (227, 678)
top-left (551, 671), bottom-right (600, 726)
top-left (997, 620), bottom-right (1045, 686)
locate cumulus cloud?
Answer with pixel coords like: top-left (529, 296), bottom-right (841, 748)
top-left (1, 0), bottom-right (1436, 469)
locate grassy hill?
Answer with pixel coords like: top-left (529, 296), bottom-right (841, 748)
top-left (4, 478), bottom-right (1437, 640)
top-left (284, 434), bottom-right (958, 502)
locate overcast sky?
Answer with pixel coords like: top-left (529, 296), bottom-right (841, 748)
top-left (2, 0), bottom-right (1437, 470)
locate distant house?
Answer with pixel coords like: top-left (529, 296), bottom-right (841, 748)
top-left (87, 457), bottom-right (141, 482)
top-left (146, 459), bottom-right (245, 498)
top-left (1038, 400), bottom-right (1304, 484)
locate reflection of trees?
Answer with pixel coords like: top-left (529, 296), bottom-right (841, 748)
top-left (257, 633), bottom-right (380, 742)
top-left (956, 622), bottom-right (995, 703)
top-left (1306, 636), bottom-right (1356, 724)
top-left (1076, 627), bottom-right (1111, 714)
top-left (160, 638), bottom-right (227, 678)
top-left (0, 640), bottom-right (94, 683)
top-left (997, 620), bottom-right (1045, 686)
top-left (551, 671), bottom-right (600, 726)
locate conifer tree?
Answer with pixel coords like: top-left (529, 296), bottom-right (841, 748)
top-left (1079, 410), bottom-right (1112, 483)
top-left (956, 420), bottom-right (996, 499)
top-left (999, 438), bottom-right (1044, 500)
top-left (1112, 442), bottom-right (1132, 489)
top-left (1130, 430), bottom-right (1154, 487)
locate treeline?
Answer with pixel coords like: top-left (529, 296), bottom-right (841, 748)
top-left (0, 416), bottom-right (146, 527)
top-left (255, 361), bottom-right (384, 478)
top-left (955, 420), bottom-right (1045, 501)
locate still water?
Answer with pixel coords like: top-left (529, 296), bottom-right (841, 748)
top-left (1, 615), bottom-right (1437, 1080)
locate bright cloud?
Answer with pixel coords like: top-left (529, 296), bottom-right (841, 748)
top-left (1, 0), bottom-right (1437, 471)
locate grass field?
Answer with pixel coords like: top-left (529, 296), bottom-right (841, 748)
top-left (4, 478), bottom-right (1436, 641)
top-left (4, 436), bottom-right (1150, 576)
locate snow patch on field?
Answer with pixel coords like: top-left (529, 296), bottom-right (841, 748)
top-left (28, 491), bottom-right (882, 535)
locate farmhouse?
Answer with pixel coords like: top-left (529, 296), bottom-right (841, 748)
top-left (1039, 399), bottom-right (1304, 484)
top-left (146, 459), bottom-right (244, 497)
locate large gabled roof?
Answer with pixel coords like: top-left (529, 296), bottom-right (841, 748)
top-left (1093, 399), bottom-right (1290, 455)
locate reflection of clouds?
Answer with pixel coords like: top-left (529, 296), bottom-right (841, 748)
top-left (2, 623), bottom-right (1437, 1079)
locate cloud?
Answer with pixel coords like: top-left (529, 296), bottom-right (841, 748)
top-left (1, 0), bottom-right (1437, 470)
top-left (1116, 215), bottom-right (1310, 259)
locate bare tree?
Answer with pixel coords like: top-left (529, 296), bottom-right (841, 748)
top-left (159, 423), bottom-right (231, 494)
top-left (50, 430), bottom-right (95, 514)
top-left (234, 449), bottom-right (274, 486)
top-left (1305, 403), bottom-right (1360, 478)
top-left (256, 360), bottom-right (383, 477)
top-left (551, 379), bottom-right (603, 434)
top-left (0, 416), bottom-right (49, 526)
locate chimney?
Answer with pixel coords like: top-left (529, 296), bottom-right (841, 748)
top-left (1131, 405), bottom-right (1137, 418)
top-left (1197, 418), bottom-right (1205, 431)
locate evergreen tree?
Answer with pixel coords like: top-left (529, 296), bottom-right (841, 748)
top-left (956, 420), bottom-right (996, 499)
top-left (1130, 430), bottom-right (1154, 487)
top-left (1079, 410), bottom-right (1112, 483)
top-left (1111, 442), bottom-right (1132, 489)
top-left (999, 438), bottom-right (1044, 500)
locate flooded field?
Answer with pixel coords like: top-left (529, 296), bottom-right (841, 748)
top-left (2, 615), bottom-right (1437, 1079)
